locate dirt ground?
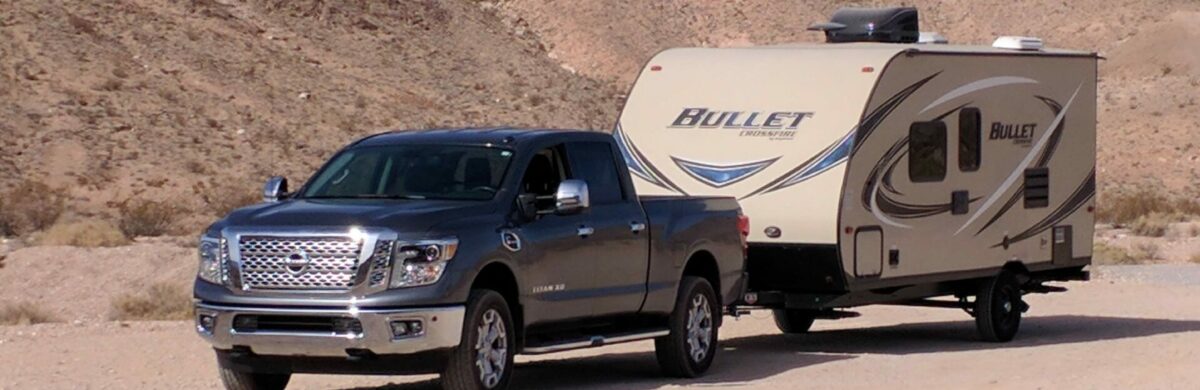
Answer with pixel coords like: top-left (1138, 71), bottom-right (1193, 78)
top-left (2, 267), bottom-right (1198, 390)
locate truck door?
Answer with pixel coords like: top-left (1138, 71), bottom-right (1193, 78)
top-left (564, 141), bottom-right (651, 316)
top-left (514, 145), bottom-right (598, 324)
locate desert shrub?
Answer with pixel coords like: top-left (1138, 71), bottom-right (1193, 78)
top-left (1093, 242), bottom-right (1138, 265)
top-left (118, 199), bottom-right (183, 237)
top-left (110, 283), bottom-right (193, 321)
top-left (1129, 241), bottom-right (1161, 262)
top-left (1190, 253), bottom-right (1200, 264)
top-left (39, 220), bottom-right (129, 247)
top-left (0, 180), bottom-right (66, 236)
top-left (198, 182), bottom-right (260, 217)
top-left (0, 302), bottom-right (58, 325)
top-left (1097, 189), bottom-right (1200, 226)
top-left (1129, 212), bottom-right (1186, 237)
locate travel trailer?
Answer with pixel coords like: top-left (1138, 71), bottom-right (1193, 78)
top-left (615, 7), bottom-right (1098, 341)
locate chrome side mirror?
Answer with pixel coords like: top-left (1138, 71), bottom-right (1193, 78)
top-left (263, 176), bottom-right (289, 203)
top-left (554, 180), bottom-right (590, 215)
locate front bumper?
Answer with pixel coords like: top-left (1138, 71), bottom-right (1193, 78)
top-left (195, 302), bottom-right (465, 357)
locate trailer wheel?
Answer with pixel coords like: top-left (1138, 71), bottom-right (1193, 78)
top-left (772, 309), bottom-right (816, 334)
top-left (442, 289), bottom-right (516, 390)
top-left (974, 271), bottom-right (1025, 342)
top-left (655, 276), bottom-right (719, 378)
top-left (217, 366), bottom-right (289, 390)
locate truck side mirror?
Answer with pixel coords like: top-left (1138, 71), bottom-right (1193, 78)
top-left (263, 176), bottom-right (289, 203)
top-left (554, 180), bottom-right (590, 215)
top-left (515, 193), bottom-right (539, 221)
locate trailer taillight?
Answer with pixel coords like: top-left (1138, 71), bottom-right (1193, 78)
top-left (737, 213), bottom-right (750, 254)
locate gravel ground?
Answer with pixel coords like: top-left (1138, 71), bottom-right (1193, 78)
top-left (2, 267), bottom-right (1199, 389)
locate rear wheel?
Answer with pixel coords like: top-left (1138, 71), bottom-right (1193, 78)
top-left (217, 366), bottom-right (289, 390)
top-left (974, 271), bottom-right (1026, 342)
top-left (655, 276), bottom-right (719, 378)
top-left (772, 309), bottom-right (817, 334)
top-left (442, 289), bottom-right (516, 390)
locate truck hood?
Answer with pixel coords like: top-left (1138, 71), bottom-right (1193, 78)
top-left (217, 199), bottom-right (498, 233)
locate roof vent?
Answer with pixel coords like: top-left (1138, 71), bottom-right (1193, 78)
top-left (808, 7), bottom-right (920, 44)
top-left (918, 32), bottom-right (948, 44)
top-left (992, 36), bottom-right (1044, 51)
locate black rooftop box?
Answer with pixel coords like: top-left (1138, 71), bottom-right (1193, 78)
top-left (808, 7), bottom-right (919, 44)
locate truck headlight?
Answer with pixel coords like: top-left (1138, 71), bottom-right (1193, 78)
top-left (390, 238), bottom-right (458, 288)
top-left (197, 237), bottom-right (222, 284)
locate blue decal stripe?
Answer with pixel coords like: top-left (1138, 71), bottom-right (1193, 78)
top-left (672, 157), bottom-right (779, 188)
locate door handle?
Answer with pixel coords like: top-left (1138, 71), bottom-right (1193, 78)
top-left (630, 222), bottom-right (646, 233)
top-left (577, 226), bottom-right (594, 237)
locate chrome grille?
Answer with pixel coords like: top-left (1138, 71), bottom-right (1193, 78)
top-left (367, 240), bottom-right (395, 287)
top-left (237, 236), bottom-right (364, 290)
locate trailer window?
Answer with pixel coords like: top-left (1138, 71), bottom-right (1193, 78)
top-left (909, 121), bottom-right (947, 183)
top-left (959, 108), bottom-right (981, 172)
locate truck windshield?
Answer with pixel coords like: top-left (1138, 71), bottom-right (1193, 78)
top-left (301, 145), bottom-right (513, 201)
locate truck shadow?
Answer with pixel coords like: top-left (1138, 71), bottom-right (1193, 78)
top-left (344, 315), bottom-right (1200, 389)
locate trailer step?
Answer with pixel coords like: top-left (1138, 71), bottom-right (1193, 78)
top-left (812, 309), bottom-right (861, 319)
top-left (523, 328), bottom-right (669, 355)
top-left (1024, 284), bottom-right (1069, 294)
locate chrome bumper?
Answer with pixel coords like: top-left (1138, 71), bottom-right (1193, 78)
top-left (195, 302), bottom-right (465, 357)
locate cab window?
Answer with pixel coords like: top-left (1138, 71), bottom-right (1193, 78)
top-left (565, 142), bottom-right (625, 205)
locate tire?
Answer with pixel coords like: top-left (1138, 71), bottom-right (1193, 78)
top-left (655, 276), bottom-right (719, 378)
top-left (974, 271), bottom-right (1025, 342)
top-left (217, 366), bottom-right (290, 390)
top-left (442, 290), bottom-right (516, 390)
top-left (772, 309), bottom-right (816, 334)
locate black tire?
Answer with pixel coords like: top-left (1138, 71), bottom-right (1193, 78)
top-left (772, 309), bottom-right (817, 334)
top-left (217, 366), bottom-right (289, 390)
top-left (655, 276), bottom-right (719, 378)
top-left (442, 290), bottom-right (516, 390)
top-left (975, 271), bottom-right (1024, 342)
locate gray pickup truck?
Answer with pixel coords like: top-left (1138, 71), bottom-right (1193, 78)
top-left (193, 129), bottom-right (747, 390)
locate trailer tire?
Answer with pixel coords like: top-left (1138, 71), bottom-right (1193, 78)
top-left (655, 276), bottom-right (719, 378)
top-left (975, 271), bottom-right (1024, 342)
top-left (442, 290), bottom-right (516, 390)
top-left (217, 366), bottom-right (289, 390)
top-left (772, 309), bottom-right (817, 334)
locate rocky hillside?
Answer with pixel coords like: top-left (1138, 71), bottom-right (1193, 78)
top-left (0, 0), bottom-right (621, 224)
top-left (0, 0), bottom-right (1197, 231)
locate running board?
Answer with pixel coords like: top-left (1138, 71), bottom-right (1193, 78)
top-left (522, 329), bottom-right (669, 355)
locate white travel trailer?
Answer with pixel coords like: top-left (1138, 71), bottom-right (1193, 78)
top-left (615, 8), bottom-right (1098, 341)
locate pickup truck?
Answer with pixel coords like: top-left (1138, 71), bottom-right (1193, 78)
top-left (193, 128), bottom-right (747, 390)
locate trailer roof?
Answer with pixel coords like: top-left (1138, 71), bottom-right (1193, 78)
top-left (746, 42), bottom-right (1097, 58)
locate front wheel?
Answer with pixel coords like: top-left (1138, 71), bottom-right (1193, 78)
top-left (974, 271), bottom-right (1026, 342)
top-left (442, 289), bottom-right (516, 390)
top-left (217, 366), bottom-right (289, 390)
top-left (655, 276), bottom-right (719, 378)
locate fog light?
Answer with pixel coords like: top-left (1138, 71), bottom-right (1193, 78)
top-left (390, 320), bottom-right (424, 339)
top-left (391, 321), bottom-right (409, 336)
top-left (197, 314), bottom-right (216, 334)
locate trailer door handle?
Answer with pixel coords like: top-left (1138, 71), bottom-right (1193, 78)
top-left (577, 226), bottom-right (594, 237)
top-left (630, 222), bottom-right (646, 233)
